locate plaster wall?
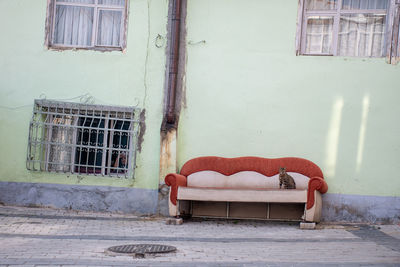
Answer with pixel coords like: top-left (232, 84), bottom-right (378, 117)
top-left (1, 0), bottom-right (399, 221)
top-left (322, 193), bottom-right (400, 223)
top-left (0, 182), bottom-right (158, 214)
top-left (0, 1), bottom-right (168, 192)
top-left (179, 0), bottom-right (400, 199)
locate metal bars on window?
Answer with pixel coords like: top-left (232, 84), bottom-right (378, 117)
top-left (27, 99), bottom-right (140, 178)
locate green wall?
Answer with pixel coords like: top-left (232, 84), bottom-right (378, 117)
top-left (178, 0), bottom-right (400, 197)
top-left (0, 0), bottom-right (168, 190)
top-left (1, 0), bottom-right (399, 201)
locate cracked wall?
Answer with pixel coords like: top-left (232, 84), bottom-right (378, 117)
top-left (0, 0), bottom-right (169, 211)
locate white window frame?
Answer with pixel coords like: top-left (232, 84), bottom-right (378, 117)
top-left (296, 0), bottom-right (400, 61)
top-left (45, 0), bottom-right (129, 51)
top-left (387, 0), bottom-right (400, 63)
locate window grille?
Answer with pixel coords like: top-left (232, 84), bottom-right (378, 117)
top-left (27, 99), bottom-right (141, 178)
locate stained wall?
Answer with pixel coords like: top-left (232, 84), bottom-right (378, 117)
top-left (0, 0), bottom-right (168, 212)
top-left (177, 0), bottom-right (400, 221)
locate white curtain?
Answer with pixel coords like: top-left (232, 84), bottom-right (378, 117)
top-left (53, 0), bottom-right (125, 47)
top-left (338, 14), bottom-right (386, 57)
top-left (48, 116), bottom-right (76, 172)
top-left (56, 0), bottom-right (94, 3)
top-left (342, 0), bottom-right (388, 10)
top-left (97, 10), bottom-right (123, 46)
top-left (305, 0), bottom-right (388, 56)
top-left (305, 17), bottom-right (334, 54)
top-left (54, 5), bottom-right (94, 46)
top-left (306, 0), bottom-right (337, 10)
top-left (307, 0), bottom-right (388, 10)
top-left (99, 0), bottom-right (125, 6)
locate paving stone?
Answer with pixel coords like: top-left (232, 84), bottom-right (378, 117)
top-left (0, 205), bottom-right (399, 266)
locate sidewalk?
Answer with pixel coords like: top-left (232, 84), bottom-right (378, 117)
top-left (0, 205), bottom-right (399, 266)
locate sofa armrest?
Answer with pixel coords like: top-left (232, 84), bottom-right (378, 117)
top-left (306, 177), bottom-right (328, 210)
top-left (165, 173), bottom-right (188, 206)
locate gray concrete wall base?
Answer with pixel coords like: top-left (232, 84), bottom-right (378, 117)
top-left (157, 190), bottom-right (170, 217)
top-left (0, 182), bottom-right (158, 215)
top-left (322, 193), bottom-right (400, 223)
top-left (1, 182), bottom-right (399, 222)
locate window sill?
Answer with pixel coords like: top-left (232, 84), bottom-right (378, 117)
top-left (297, 53), bottom-right (387, 59)
top-left (46, 45), bottom-right (125, 53)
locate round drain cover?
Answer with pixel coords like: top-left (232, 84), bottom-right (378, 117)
top-left (107, 244), bottom-right (176, 254)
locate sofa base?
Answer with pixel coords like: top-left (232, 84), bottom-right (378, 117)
top-left (178, 200), bottom-right (306, 221)
top-left (172, 189), bottom-right (323, 222)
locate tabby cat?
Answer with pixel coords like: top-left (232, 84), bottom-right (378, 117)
top-left (279, 167), bottom-right (296, 189)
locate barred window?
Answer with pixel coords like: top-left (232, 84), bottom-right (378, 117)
top-left (45, 0), bottom-right (128, 51)
top-left (27, 100), bottom-right (141, 178)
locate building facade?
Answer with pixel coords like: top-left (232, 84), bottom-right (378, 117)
top-left (0, 0), bottom-right (399, 223)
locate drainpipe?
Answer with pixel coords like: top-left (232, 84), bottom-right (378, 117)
top-left (166, 0), bottom-right (182, 124)
top-left (158, 0), bottom-right (184, 216)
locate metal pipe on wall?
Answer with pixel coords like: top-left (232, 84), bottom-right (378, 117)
top-left (166, 0), bottom-right (182, 124)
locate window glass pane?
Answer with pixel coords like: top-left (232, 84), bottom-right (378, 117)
top-left (56, 0), bottom-right (95, 3)
top-left (109, 120), bottom-right (130, 174)
top-left (98, 0), bottom-right (125, 6)
top-left (397, 20), bottom-right (400, 57)
top-left (48, 115), bottom-right (76, 172)
top-left (342, 0), bottom-right (388, 10)
top-left (338, 14), bottom-right (386, 57)
top-left (96, 10), bottom-right (123, 46)
top-left (53, 6), bottom-right (94, 46)
top-left (305, 16), bottom-right (334, 54)
top-left (306, 0), bottom-right (337, 10)
top-left (75, 117), bottom-right (104, 174)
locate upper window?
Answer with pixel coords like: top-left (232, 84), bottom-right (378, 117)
top-left (45, 0), bottom-right (128, 51)
top-left (297, 0), bottom-right (400, 58)
top-left (27, 100), bottom-right (141, 178)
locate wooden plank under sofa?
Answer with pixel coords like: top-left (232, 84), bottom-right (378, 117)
top-left (165, 156), bottom-right (328, 222)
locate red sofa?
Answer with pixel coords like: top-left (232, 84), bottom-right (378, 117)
top-left (165, 156), bottom-right (328, 222)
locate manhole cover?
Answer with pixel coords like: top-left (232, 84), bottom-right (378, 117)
top-left (107, 244), bottom-right (176, 255)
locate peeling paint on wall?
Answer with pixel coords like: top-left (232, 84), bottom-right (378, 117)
top-left (137, 109), bottom-right (146, 153)
top-left (159, 126), bottom-right (177, 183)
top-left (159, 0), bottom-right (187, 186)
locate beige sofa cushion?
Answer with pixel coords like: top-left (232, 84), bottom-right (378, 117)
top-left (178, 187), bottom-right (308, 203)
top-left (187, 171), bottom-right (309, 190)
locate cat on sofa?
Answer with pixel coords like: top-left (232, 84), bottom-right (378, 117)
top-left (279, 167), bottom-right (296, 189)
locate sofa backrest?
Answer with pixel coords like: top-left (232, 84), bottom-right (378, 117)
top-left (180, 156), bottom-right (324, 179)
top-left (187, 170), bottom-right (310, 190)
